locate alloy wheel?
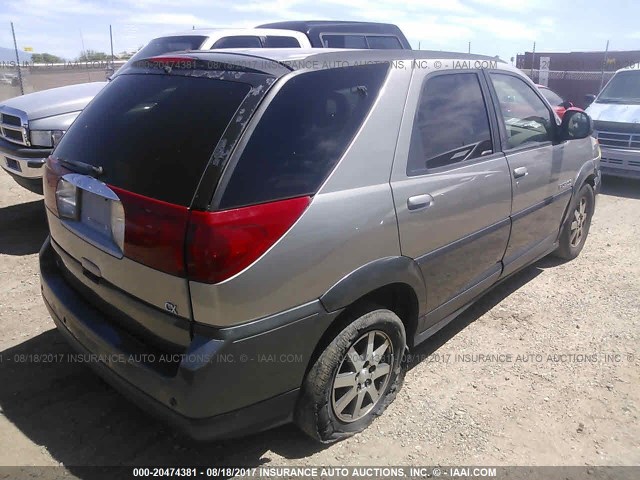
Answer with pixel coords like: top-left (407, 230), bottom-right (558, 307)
top-left (570, 197), bottom-right (588, 248)
top-left (331, 330), bottom-right (394, 423)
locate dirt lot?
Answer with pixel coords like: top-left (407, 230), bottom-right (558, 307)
top-left (0, 170), bottom-right (638, 473)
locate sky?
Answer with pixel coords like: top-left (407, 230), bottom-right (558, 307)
top-left (0, 0), bottom-right (638, 63)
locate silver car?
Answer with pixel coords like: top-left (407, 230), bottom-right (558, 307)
top-left (40, 49), bottom-right (600, 442)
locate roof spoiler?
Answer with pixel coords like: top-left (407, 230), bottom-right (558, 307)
top-left (132, 52), bottom-right (293, 77)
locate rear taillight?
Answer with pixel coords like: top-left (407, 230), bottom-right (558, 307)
top-left (186, 196), bottom-right (311, 284)
top-left (111, 187), bottom-right (189, 277)
top-left (43, 156), bottom-right (72, 216)
top-left (55, 177), bottom-right (79, 219)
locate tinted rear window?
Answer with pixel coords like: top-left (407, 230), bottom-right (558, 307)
top-left (212, 36), bottom-right (262, 48)
top-left (127, 36), bottom-right (207, 64)
top-left (219, 63), bottom-right (389, 209)
top-left (322, 35), bottom-right (367, 49)
top-left (264, 36), bottom-right (301, 48)
top-left (366, 36), bottom-right (402, 49)
top-left (54, 74), bottom-right (250, 206)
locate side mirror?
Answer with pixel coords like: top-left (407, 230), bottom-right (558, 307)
top-left (584, 94), bottom-right (596, 106)
top-left (559, 110), bottom-right (593, 141)
top-left (560, 100), bottom-right (573, 109)
top-left (105, 67), bottom-right (115, 81)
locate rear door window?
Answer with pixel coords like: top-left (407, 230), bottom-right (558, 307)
top-left (407, 73), bottom-right (493, 175)
top-left (264, 36), bottom-right (301, 48)
top-left (212, 36), bottom-right (262, 48)
top-left (54, 74), bottom-right (251, 206)
top-left (219, 63), bottom-right (390, 209)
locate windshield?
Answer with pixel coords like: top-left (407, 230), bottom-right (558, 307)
top-left (539, 87), bottom-right (564, 106)
top-left (598, 71), bottom-right (640, 103)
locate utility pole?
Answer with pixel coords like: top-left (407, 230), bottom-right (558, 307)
top-left (110, 24), bottom-right (115, 67)
top-left (530, 41), bottom-right (536, 78)
top-left (599, 40), bottom-right (610, 92)
top-left (10, 22), bottom-right (24, 95)
top-left (468, 41), bottom-right (471, 54)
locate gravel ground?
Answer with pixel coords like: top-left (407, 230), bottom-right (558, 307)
top-left (0, 171), bottom-right (638, 473)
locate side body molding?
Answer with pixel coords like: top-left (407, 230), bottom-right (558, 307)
top-left (319, 256), bottom-right (428, 316)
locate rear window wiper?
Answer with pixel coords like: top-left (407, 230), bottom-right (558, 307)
top-left (57, 157), bottom-right (104, 177)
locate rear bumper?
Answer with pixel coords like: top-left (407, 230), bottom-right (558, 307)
top-left (39, 237), bottom-right (339, 440)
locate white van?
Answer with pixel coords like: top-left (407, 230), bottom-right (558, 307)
top-left (586, 64), bottom-right (640, 179)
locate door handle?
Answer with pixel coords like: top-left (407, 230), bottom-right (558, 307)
top-left (407, 193), bottom-right (434, 211)
top-left (513, 167), bottom-right (528, 179)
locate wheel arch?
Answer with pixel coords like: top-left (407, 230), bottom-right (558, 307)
top-left (305, 257), bottom-right (427, 378)
top-left (561, 160), bottom-right (598, 228)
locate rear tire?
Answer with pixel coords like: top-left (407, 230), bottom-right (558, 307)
top-left (554, 183), bottom-right (594, 260)
top-left (295, 308), bottom-right (406, 443)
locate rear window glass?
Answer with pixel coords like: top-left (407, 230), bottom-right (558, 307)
top-left (219, 63), bottom-right (389, 209)
top-left (264, 36), bottom-right (301, 48)
top-left (212, 36), bottom-right (262, 48)
top-left (322, 35), bottom-right (368, 49)
top-left (127, 36), bottom-right (206, 64)
top-left (54, 74), bottom-right (250, 206)
top-left (366, 36), bottom-right (402, 49)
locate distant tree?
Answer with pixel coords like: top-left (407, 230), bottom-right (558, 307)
top-left (31, 52), bottom-right (64, 63)
top-left (116, 45), bottom-right (143, 60)
top-left (117, 50), bottom-right (136, 60)
top-left (76, 50), bottom-right (110, 62)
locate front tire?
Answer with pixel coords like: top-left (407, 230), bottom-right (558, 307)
top-left (295, 308), bottom-right (406, 443)
top-left (554, 183), bottom-right (594, 260)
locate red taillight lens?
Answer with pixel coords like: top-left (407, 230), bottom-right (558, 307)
top-left (111, 187), bottom-right (189, 277)
top-left (186, 196), bottom-right (311, 284)
top-left (43, 156), bottom-right (72, 216)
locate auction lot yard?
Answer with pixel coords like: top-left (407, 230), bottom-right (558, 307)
top-left (0, 171), bottom-right (638, 472)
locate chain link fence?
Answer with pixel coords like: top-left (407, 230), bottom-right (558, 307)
top-left (521, 70), bottom-right (618, 108)
top-left (0, 21), bottom-right (145, 102)
top-left (0, 61), bottom-right (128, 102)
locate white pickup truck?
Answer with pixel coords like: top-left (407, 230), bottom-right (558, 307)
top-left (0, 22), bottom-right (410, 192)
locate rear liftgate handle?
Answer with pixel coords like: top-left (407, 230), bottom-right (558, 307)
top-left (407, 193), bottom-right (434, 211)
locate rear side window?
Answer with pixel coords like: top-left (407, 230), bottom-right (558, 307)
top-left (219, 63), bottom-right (390, 209)
top-left (212, 36), bottom-right (262, 48)
top-left (407, 73), bottom-right (493, 175)
top-left (54, 74), bottom-right (250, 206)
top-left (366, 36), bottom-right (402, 49)
top-left (264, 36), bottom-right (301, 48)
top-left (322, 35), bottom-right (367, 49)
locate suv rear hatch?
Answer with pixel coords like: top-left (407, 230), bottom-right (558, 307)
top-left (42, 55), bottom-right (288, 364)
